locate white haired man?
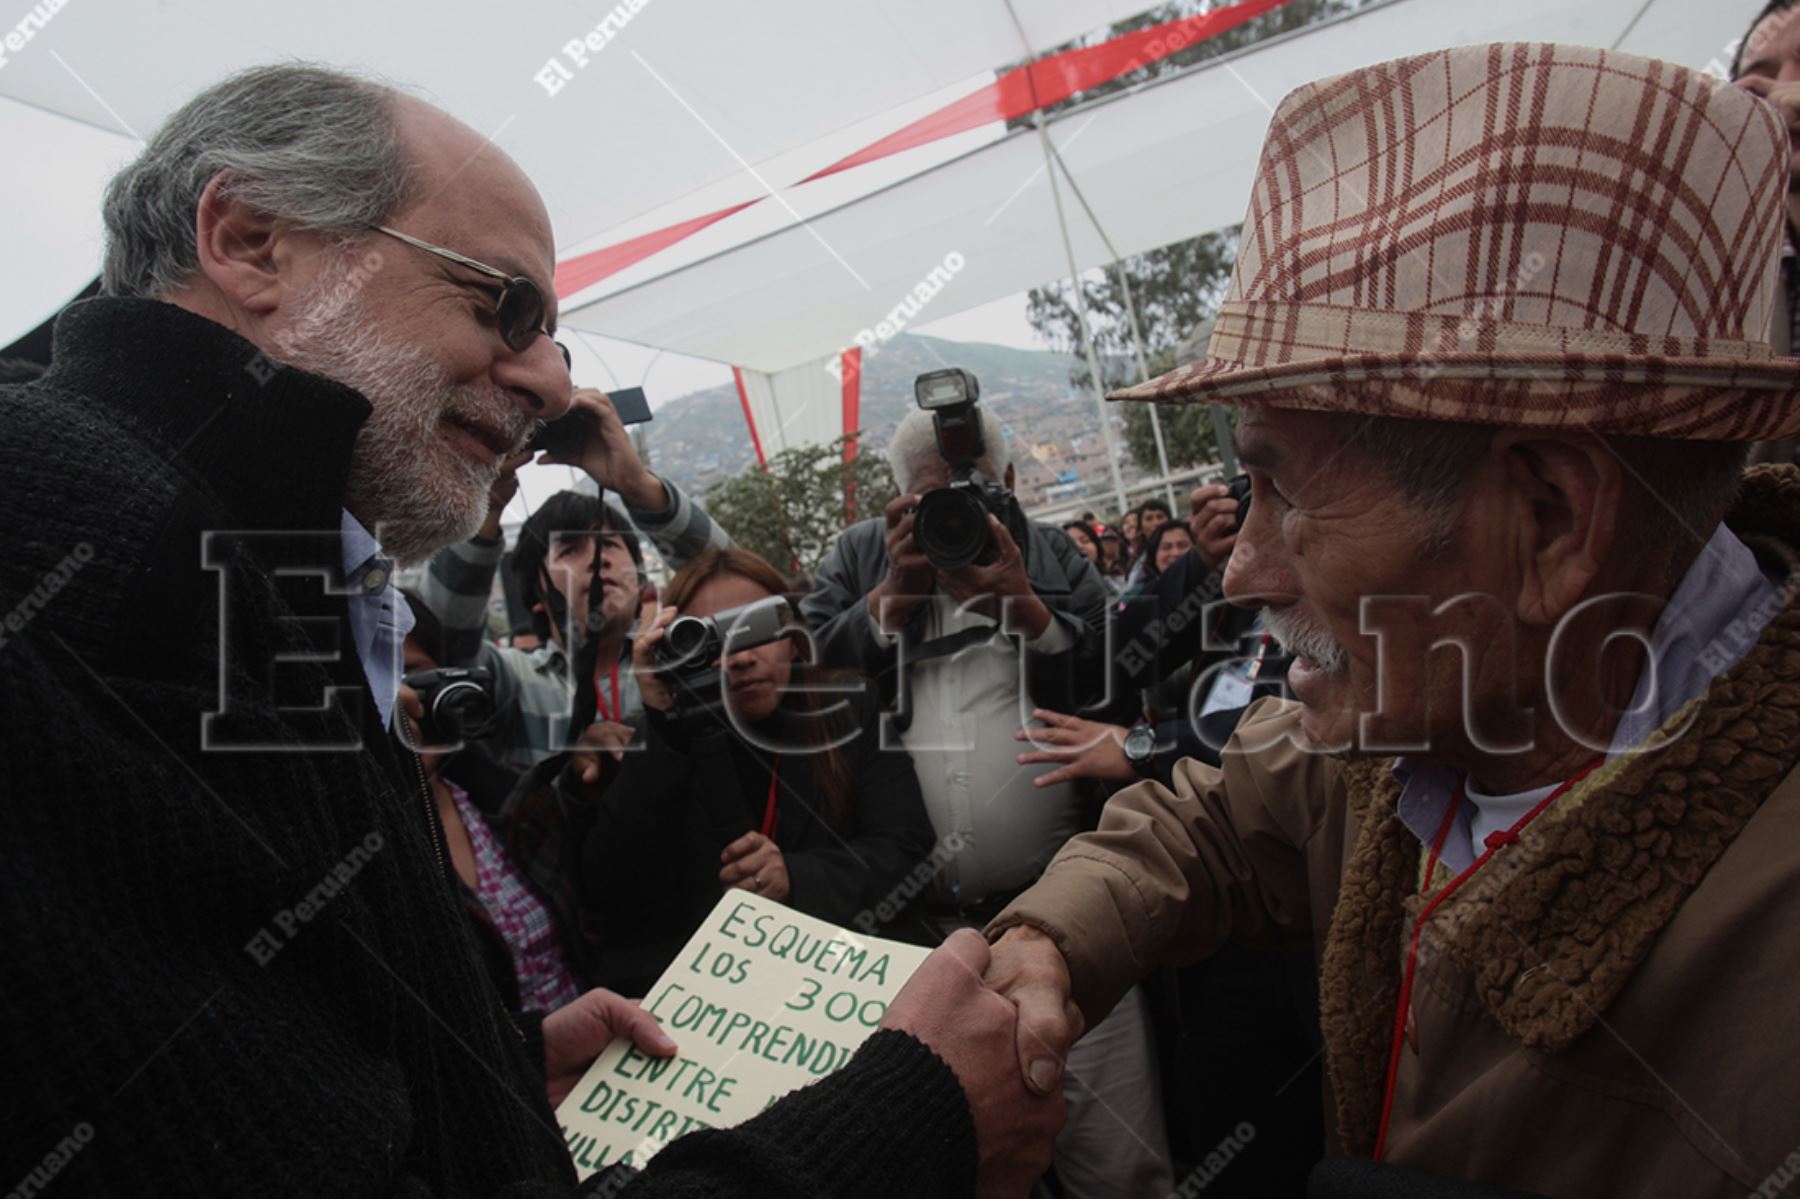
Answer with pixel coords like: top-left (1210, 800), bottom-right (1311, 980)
top-left (0, 65), bottom-right (1061, 1196)
top-left (982, 44), bottom-right (1800, 1198)
top-left (802, 407), bottom-right (1172, 1197)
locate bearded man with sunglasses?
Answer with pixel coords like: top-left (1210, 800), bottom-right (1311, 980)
top-left (0, 65), bottom-right (1062, 1197)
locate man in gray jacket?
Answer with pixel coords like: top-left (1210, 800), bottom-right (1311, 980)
top-left (800, 408), bottom-right (1170, 1198)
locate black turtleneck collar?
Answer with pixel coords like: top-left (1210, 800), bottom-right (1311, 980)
top-left (42, 296), bottom-right (375, 535)
top-left (10, 297), bottom-right (385, 673)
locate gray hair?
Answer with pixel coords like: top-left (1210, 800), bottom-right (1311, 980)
top-left (886, 406), bottom-right (1011, 492)
top-left (101, 64), bottom-right (415, 298)
top-left (1337, 414), bottom-right (1750, 567)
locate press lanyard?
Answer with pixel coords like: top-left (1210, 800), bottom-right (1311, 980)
top-left (1372, 760), bottom-right (1600, 1160)
top-left (760, 755), bottom-right (782, 843)
top-left (592, 661), bottom-right (621, 725)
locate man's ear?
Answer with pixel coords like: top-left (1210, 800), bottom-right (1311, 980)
top-left (190, 173), bottom-right (301, 317)
top-left (1494, 430), bottom-right (1622, 627)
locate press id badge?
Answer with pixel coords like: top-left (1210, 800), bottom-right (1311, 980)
top-left (1200, 665), bottom-right (1256, 717)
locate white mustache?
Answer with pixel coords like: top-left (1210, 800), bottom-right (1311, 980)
top-left (1260, 605), bottom-right (1349, 673)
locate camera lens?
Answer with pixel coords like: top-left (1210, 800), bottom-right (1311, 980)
top-left (431, 680), bottom-right (495, 741)
top-left (662, 615), bottom-right (714, 666)
top-left (915, 488), bottom-right (991, 572)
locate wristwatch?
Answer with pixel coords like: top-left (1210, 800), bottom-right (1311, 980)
top-left (1122, 722), bottom-right (1156, 774)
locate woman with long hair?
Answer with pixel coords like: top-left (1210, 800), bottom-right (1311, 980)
top-left (581, 548), bottom-right (938, 992)
top-left (1064, 519), bottom-right (1125, 598)
top-left (1123, 519), bottom-right (1196, 598)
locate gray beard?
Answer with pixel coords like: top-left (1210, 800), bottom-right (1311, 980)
top-left (274, 263), bottom-right (524, 566)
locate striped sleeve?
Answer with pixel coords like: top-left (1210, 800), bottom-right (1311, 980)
top-left (418, 534), bottom-right (504, 667)
top-left (624, 474), bottom-right (733, 570)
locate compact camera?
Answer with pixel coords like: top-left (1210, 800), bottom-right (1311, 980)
top-left (911, 368), bottom-right (1030, 572)
top-left (401, 666), bottom-right (500, 745)
top-left (654, 595), bottom-right (791, 730)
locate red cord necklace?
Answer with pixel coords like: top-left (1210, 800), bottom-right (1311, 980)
top-left (1372, 760), bottom-right (1601, 1160)
top-left (759, 754), bottom-right (782, 843)
top-left (592, 660), bottom-right (621, 725)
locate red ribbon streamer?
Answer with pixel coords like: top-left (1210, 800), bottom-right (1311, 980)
top-left (553, 0), bottom-right (1296, 299)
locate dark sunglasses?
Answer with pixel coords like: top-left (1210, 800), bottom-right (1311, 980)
top-left (373, 226), bottom-right (571, 368)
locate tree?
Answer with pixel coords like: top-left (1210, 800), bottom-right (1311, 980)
top-left (1022, 0), bottom-right (1365, 471)
top-left (1026, 230), bottom-right (1239, 473)
top-left (703, 435), bottom-right (898, 578)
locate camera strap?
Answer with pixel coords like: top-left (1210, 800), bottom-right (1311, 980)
top-left (910, 624), bottom-right (1012, 667)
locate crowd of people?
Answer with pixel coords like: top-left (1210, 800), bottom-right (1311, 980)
top-left (5, 7), bottom-right (1800, 1198)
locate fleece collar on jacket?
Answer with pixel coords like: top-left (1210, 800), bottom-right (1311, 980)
top-left (1318, 464), bottom-right (1800, 1157)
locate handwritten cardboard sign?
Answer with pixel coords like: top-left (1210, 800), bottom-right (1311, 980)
top-left (556, 890), bottom-right (930, 1178)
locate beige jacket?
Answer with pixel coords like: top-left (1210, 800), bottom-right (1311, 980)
top-left (992, 466), bottom-right (1800, 1199)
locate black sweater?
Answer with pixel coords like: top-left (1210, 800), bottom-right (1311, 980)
top-left (0, 298), bottom-right (976, 1197)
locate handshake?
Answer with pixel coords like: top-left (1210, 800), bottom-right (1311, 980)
top-left (876, 924), bottom-right (1080, 1195)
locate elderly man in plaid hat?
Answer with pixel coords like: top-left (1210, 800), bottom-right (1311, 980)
top-left (987, 42), bottom-right (1800, 1198)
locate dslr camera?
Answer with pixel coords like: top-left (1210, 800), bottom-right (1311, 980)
top-left (655, 595), bottom-right (790, 731)
top-left (401, 667), bottom-right (500, 746)
top-left (911, 368), bottom-right (1031, 572)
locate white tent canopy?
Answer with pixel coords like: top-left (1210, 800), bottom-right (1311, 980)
top-left (2, 0), bottom-right (1761, 473)
top-left (0, 0), bottom-right (1171, 239)
top-left (558, 0), bottom-right (1761, 374)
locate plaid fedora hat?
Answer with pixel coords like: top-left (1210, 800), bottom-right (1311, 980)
top-left (1114, 42), bottom-right (1800, 440)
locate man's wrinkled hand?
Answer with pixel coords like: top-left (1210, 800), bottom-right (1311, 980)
top-left (881, 930), bottom-right (1067, 1197)
top-left (982, 925), bottom-right (1083, 1098)
top-left (542, 988), bottom-right (677, 1108)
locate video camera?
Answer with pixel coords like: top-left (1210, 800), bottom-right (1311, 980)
top-left (401, 666), bottom-right (500, 746)
top-left (911, 368), bottom-right (1030, 572)
top-left (654, 595), bottom-right (790, 732)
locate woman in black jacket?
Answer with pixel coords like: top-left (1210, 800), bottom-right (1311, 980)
top-left (582, 548), bottom-right (939, 994)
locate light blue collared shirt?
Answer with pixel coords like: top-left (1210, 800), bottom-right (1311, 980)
top-left (340, 510), bottom-right (416, 730)
top-left (1393, 523), bottom-right (1785, 873)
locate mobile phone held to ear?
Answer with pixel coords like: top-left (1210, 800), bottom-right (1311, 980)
top-left (529, 387), bottom-right (652, 457)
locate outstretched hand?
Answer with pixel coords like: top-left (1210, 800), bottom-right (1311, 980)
top-left (1015, 709), bottom-right (1135, 787)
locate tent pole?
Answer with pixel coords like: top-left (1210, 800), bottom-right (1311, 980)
top-left (1036, 136), bottom-right (1174, 511)
top-left (1033, 117), bottom-right (1128, 516)
top-left (1110, 263), bottom-right (1177, 511)
top-left (1211, 407), bottom-right (1239, 476)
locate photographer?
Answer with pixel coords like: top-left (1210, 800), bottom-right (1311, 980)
top-left (580, 549), bottom-right (938, 995)
top-left (399, 597), bottom-right (590, 1014)
top-left (800, 372), bottom-right (1164, 1199)
top-left (418, 386), bottom-right (731, 782)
